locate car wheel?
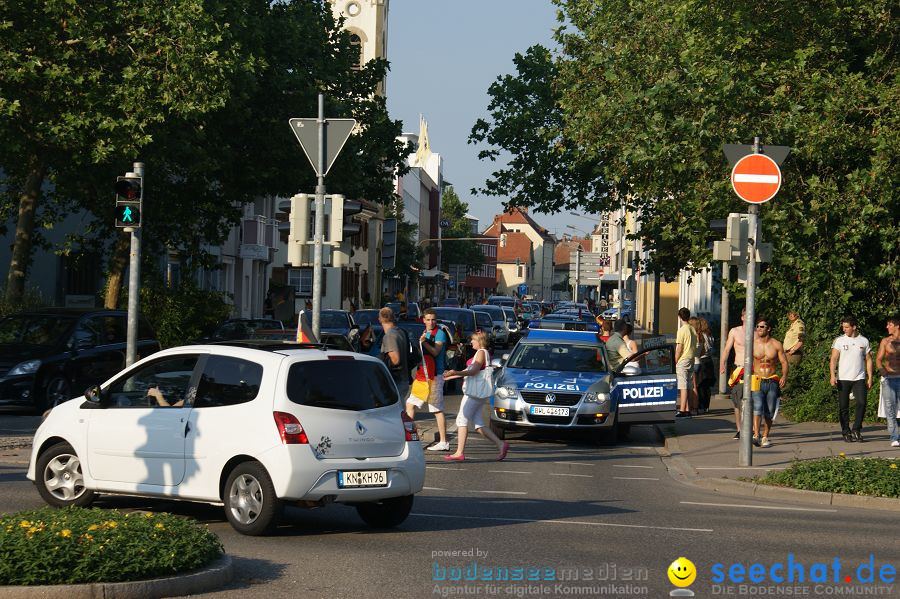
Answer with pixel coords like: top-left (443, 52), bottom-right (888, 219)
top-left (42, 375), bottom-right (71, 412)
top-left (36, 442), bottom-right (96, 508)
top-left (223, 462), bottom-right (282, 536)
top-left (356, 494), bottom-right (414, 528)
top-left (489, 421), bottom-right (506, 440)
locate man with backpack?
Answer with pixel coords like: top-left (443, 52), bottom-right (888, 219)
top-left (379, 308), bottom-right (410, 401)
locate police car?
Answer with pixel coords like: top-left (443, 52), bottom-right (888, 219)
top-left (489, 329), bottom-right (676, 444)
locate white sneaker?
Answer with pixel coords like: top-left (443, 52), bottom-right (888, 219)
top-left (891, 440), bottom-right (900, 448)
top-left (760, 437), bottom-right (772, 448)
top-left (427, 441), bottom-right (451, 451)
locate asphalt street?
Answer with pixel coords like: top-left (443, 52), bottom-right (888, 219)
top-left (1, 403), bottom-right (897, 599)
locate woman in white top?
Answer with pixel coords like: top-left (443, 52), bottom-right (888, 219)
top-left (442, 332), bottom-right (509, 462)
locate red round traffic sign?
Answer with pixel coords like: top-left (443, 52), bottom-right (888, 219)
top-left (731, 154), bottom-right (781, 204)
top-left (597, 269), bottom-right (604, 276)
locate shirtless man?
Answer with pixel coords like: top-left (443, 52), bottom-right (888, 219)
top-left (720, 309), bottom-right (747, 439)
top-left (750, 316), bottom-right (788, 448)
top-left (875, 316), bottom-right (900, 447)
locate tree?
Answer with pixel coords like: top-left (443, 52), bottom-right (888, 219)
top-left (0, 0), bottom-right (242, 303)
top-left (440, 186), bottom-right (484, 275)
top-left (472, 0), bottom-right (898, 418)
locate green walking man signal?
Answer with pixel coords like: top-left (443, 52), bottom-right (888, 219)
top-left (114, 175), bottom-right (142, 228)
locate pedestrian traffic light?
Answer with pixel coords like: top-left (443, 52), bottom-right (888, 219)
top-left (329, 195), bottom-right (363, 243)
top-left (114, 175), bottom-right (142, 228)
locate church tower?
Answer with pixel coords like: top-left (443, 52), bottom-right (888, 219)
top-left (329, 0), bottom-right (389, 95)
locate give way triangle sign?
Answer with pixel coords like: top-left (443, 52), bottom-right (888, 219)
top-left (289, 118), bottom-right (357, 177)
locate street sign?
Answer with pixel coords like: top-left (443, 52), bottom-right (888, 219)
top-left (289, 118), bottom-right (356, 177)
top-left (722, 144), bottom-right (790, 167)
top-left (731, 154), bottom-right (781, 204)
top-left (597, 269), bottom-right (604, 276)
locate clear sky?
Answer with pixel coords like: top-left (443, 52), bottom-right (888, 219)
top-left (385, 0), bottom-right (587, 239)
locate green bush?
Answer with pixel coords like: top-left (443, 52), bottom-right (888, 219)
top-left (139, 281), bottom-right (233, 348)
top-left (758, 456), bottom-right (900, 498)
top-left (0, 507), bottom-right (223, 585)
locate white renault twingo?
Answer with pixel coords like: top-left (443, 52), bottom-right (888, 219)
top-left (27, 341), bottom-right (425, 535)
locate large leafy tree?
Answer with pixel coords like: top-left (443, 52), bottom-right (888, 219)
top-left (440, 186), bottom-right (484, 275)
top-left (0, 0), bottom-right (242, 302)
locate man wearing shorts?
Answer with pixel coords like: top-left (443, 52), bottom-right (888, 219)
top-left (720, 309), bottom-right (747, 439)
top-left (751, 316), bottom-right (789, 448)
top-left (406, 309), bottom-right (450, 451)
top-left (674, 308), bottom-right (697, 417)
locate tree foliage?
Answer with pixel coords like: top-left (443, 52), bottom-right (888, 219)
top-left (471, 0), bottom-right (898, 418)
top-left (440, 186), bottom-right (484, 274)
top-left (0, 0), bottom-right (408, 304)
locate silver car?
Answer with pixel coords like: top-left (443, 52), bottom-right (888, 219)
top-left (472, 305), bottom-right (510, 348)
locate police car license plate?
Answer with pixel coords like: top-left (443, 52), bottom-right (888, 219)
top-left (338, 470), bottom-right (388, 488)
top-left (530, 406), bottom-right (570, 417)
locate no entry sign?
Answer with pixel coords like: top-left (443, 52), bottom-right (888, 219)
top-left (731, 154), bottom-right (781, 204)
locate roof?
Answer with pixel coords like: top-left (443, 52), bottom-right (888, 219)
top-left (483, 207), bottom-right (555, 242)
top-left (496, 231), bottom-right (532, 264)
top-left (554, 238), bottom-right (592, 265)
top-left (521, 329), bottom-right (602, 343)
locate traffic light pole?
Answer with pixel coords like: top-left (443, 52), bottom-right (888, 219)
top-left (125, 162), bottom-right (143, 367)
top-left (312, 94), bottom-right (326, 339)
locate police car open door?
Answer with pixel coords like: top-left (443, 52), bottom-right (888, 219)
top-left (611, 345), bottom-right (677, 424)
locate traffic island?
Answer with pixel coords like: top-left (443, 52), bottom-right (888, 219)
top-left (0, 507), bottom-right (232, 598)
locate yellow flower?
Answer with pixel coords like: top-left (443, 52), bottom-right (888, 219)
top-left (88, 524), bottom-right (99, 531)
top-left (155, 523), bottom-right (165, 530)
top-left (839, 452), bottom-right (846, 457)
top-left (60, 529), bottom-right (72, 538)
top-left (19, 520), bottom-right (31, 528)
top-left (28, 527), bottom-right (38, 534)
top-left (144, 512), bottom-right (154, 518)
top-left (106, 520), bottom-right (117, 528)
top-left (891, 463), bottom-right (898, 470)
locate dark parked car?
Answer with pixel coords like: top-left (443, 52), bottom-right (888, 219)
top-left (385, 302), bottom-right (421, 321)
top-left (0, 309), bottom-right (160, 411)
top-left (320, 309), bottom-right (360, 350)
top-left (199, 318), bottom-right (284, 342)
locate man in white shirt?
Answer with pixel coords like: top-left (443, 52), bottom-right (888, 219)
top-left (829, 316), bottom-right (873, 442)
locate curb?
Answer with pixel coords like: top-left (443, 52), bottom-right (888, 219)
top-left (0, 553), bottom-right (233, 599)
top-left (655, 425), bottom-right (900, 512)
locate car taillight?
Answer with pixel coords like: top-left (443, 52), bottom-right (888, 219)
top-left (273, 411), bottom-right (309, 444)
top-left (401, 411), bottom-right (419, 442)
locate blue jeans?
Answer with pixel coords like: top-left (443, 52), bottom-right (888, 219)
top-left (751, 379), bottom-right (780, 419)
top-left (883, 377), bottom-right (900, 442)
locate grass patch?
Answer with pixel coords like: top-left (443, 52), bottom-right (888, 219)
top-left (0, 507), bottom-right (223, 586)
top-left (757, 456), bottom-right (900, 498)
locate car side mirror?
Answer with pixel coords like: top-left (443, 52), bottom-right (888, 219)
top-left (84, 384), bottom-right (102, 403)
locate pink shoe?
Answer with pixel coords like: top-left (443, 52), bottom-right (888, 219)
top-left (444, 454), bottom-right (465, 462)
top-left (497, 442), bottom-right (510, 461)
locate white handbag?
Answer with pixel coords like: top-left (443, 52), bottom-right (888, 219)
top-left (462, 349), bottom-right (495, 399)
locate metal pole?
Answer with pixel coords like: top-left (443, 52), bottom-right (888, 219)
top-left (312, 94), bottom-right (326, 339)
top-left (719, 266), bottom-right (730, 395)
top-left (574, 246), bottom-right (581, 303)
top-left (739, 137), bottom-right (761, 467)
top-left (125, 161), bottom-right (143, 367)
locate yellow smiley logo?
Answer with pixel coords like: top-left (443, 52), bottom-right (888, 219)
top-left (668, 557), bottom-right (696, 587)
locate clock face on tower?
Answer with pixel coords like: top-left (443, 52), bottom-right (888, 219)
top-left (346, 1), bottom-right (361, 16)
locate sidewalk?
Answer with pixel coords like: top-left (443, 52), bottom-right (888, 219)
top-left (656, 393), bottom-right (900, 509)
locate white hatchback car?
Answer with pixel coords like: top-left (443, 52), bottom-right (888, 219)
top-left (27, 341), bottom-right (426, 535)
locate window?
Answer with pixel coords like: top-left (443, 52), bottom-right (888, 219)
top-left (288, 268), bottom-right (324, 297)
top-left (194, 356), bottom-right (263, 408)
top-left (106, 355), bottom-right (199, 408)
top-left (349, 34), bottom-right (362, 69)
top-left (286, 360), bottom-right (398, 410)
top-left (101, 316), bottom-right (127, 344)
top-left (71, 316), bottom-right (103, 348)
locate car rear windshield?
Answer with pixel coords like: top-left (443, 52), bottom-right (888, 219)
top-left (0, 314), bottom-right (75, 346)
top-left (473, 306), bottom-right (504, 319)
top-left (508, 342), bottom-right (608, 373)
top-left (286, 360), bottom-right (398, 410)
top-left (433, 308), bottom-right (475, 332)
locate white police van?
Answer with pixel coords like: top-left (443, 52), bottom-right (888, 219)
top-left (489, 329), bottom-right (676, 444)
